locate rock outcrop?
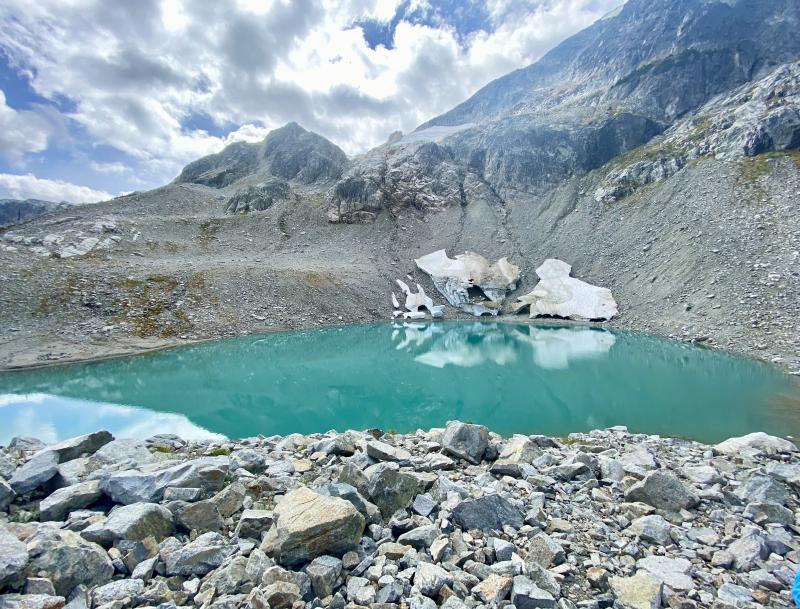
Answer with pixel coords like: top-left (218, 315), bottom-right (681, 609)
top-left (514, 259), bottom-right (618, 321)
top-left (177, 123), bottom-right (348, 189)
top-left (415, 250), bottom-right (520, 316)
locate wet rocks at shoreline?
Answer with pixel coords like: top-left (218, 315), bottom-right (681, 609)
top-left (0, 421), bottom-right (798, 608)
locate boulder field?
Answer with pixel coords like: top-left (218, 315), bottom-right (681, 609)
top-left (0, 424), bottom-right (798, 608)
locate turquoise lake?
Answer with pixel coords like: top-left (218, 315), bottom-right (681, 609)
top-left (0, 322), bottom-right (798, 444)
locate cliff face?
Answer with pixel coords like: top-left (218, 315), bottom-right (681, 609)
top-left (326, 0), bottom-right (800, 222)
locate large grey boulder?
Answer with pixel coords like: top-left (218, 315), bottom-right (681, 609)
top-left (261, 487), bottom-right (365, 567)
top-left (9, 451), bottom-right (59, 495)
top-left (441, 421), bottom-right (489, 465)
top-left (736, 474), bottom-right (788, 505)
top-left (46, 432), bottom-right (113, 463)
top-left (81, 503), bottom-right (174, 547)
top-left (452, 494), bottom-right (523, 531)
top-left (624, 470), bottom-right (699, 512)
top-left (39, 481), bottom-right (102, 521)
top-left (366, 463), bottom-right (419, 517)
top-left (163, 531), bottom-right (231, 576)
top-left (714, 432), bottom-right (797, 457)
top-left (0, 526), bottom-right (29, 589)
top-left (25, 527), bottom-right (113, 596)
top-left (99, 457), bottom-right (229, 504)
top-left (88, 439), bottom-right (155, 468)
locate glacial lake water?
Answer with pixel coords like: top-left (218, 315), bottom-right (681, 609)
top-left (0, 322), bottom-right (798, 444)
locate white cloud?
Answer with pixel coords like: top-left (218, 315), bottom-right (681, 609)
top-left (0, 90), bottom-right (53, 160)
top-left (0, 173), bottom-right (113, 203)
top-left (0, 0), bottom-right (623, 188)
top-left (90, 161), bottom-right (130, 174)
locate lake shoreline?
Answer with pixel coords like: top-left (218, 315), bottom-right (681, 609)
top-left (0, 316), bottom-right (795, 375)
top-left (0, 423), bottom-right (798, 607)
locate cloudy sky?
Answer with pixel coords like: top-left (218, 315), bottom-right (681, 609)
top-left (0, 0), bottom-right (621, 203)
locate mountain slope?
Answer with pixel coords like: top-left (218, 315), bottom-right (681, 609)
top-left (0, 199), bottom-right (70, 228)
top-left (0, 0), bottom-right (798, 373)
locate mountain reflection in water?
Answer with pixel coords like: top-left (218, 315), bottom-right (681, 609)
top-left (0, 322), bottom-right (797, 443)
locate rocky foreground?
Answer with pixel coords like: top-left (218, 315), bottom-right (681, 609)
top-left (0, 423), bottom-right (799, 609)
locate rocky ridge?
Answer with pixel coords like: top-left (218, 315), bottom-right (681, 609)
top-left (0, 424), bottom-right (799, 608)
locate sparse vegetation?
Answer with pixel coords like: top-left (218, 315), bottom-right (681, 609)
top-left (740, 150), bottom-right (800, 183)
top-left (198, 219), bottom-right (221, 249)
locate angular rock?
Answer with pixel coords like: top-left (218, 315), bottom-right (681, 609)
top-left (234, 509), bottom-right (274, 539)
top-left (511, 575), bottom-right (555, 609)
top-left (452, 494), bottom-right (524, 531)
top-left (25, 527), bottom-right (114, 596)
top-left (10, 451), bottom-right (59, 495)
top-left (414, 562), bottom-right (451, 597)
top-left (163, 531), bottom-right (230, 576)
top-left (636, 556), bottom-right (693, 591)
top-left (175, 500), bottom-right (224, 533)
top-left (99, 457), bottom-right (229, 504)
top-left (0, 525), bottom-right (29, 589)
top-left (0, 595), bottom-right (65, 609)
top-left (491, 436), bottom-right (540, 477)
top-left (261, 487), bottom-right (365, 567)
top-left (628, 514), bottom-right (672, 545)
top-left (89, 439), bottom-right (155, 468)
top-left (366, 440), bottom-right (411, 462)
top-left (736, 474), bottom-right (788, 505)
top-left (526, 534), bottom-right (565, 569)
top-left (46, 432), bottom-right (113, 463)
top-left (714, 432), bottom-right (797, 456)
top-left (727, 529), bottom-right (769, 572)
top-left (514, 259), bottom-right (618, 321)
top-left (609, 572), bottom-right (662, 609)
top-left (81, 503), bottom-right (174, 547)
top-left (212, 481), bottom-right (246, 518)
top-left (366, 463), bottom-right (419, 517)
top-left (91, 579), bottom-right (145, 606)
top-left (0, 479), bottom-right (16, 510)
top-left (624, 470), bottom-right (699, 512)
top-left (743, 501), bottom-right (794, 525)
top-left (316, 482), bottom-right (380, 524)
top-left (441, 421), bottom-right (489, 465)
top-left (39, 481), bottom-right (102, 521)
top-left (306, 555), bottom-right (342, 599)
top-left (260, 581), bottom-right (300, 609)
top-left (472, 574), bottom-right (513, 604)
top-left (397, 525), bottom-right (439, 549)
